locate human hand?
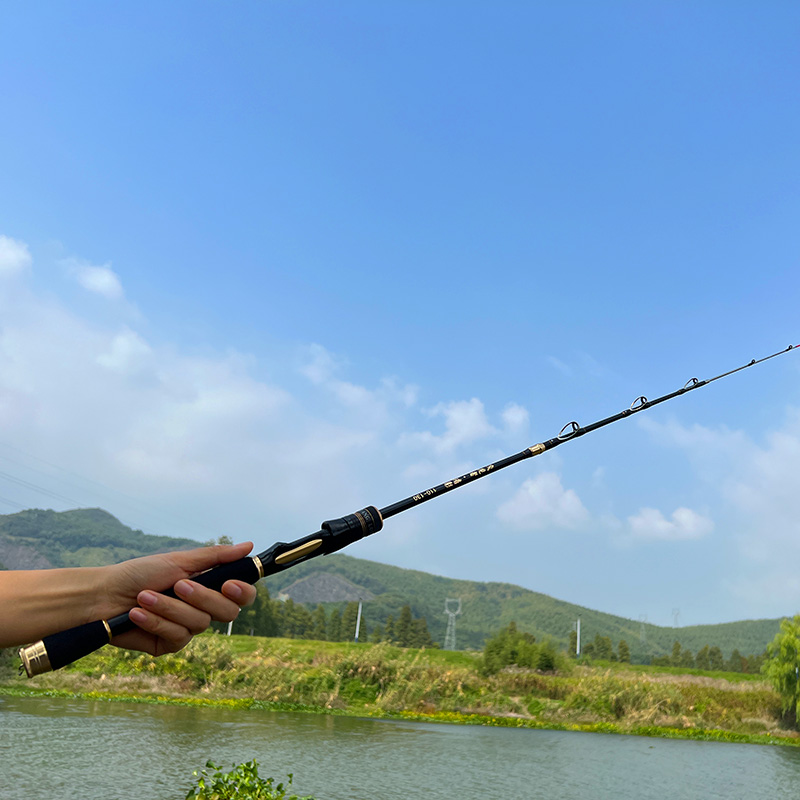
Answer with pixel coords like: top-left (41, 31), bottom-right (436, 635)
top-left (95, 542), bottom-right (258, 657)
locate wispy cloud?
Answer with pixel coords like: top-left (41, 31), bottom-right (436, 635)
top-left (496, 472), bottom-right (589, 531)
top-left (62, 257), bottom-right (124, 300)
top-left (0, 235), bottom-right (32, 278)
top-left (546, 355), bottom-right (572, 375)
top-left (403, 398), bottom-right (496, 455)
top-left (639, 412), bottom-right (800, 613)
top-left (501, 402), bottom-right (529, 435)
top-left (545, 351), bottom-right (611, 380)
top-left (627, 506), bottom-right (714, 541)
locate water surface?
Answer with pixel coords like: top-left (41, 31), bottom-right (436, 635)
top-left (2, 694), bottom-right (799, 799)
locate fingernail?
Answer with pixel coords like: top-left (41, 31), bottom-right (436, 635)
top-left (225, 583), bottom-right (243, 600)
top-left (175, 580), bottom-right (194, 597)
top-left (139, 591), bottom-right (158, 607)
top-left (130, 608), bottom-right (147, 623)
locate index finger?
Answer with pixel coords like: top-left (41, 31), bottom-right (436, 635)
top-left (169, 542), bottom-right (255, 576)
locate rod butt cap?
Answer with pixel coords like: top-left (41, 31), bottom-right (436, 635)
top-left (19, 641), bottom-right (52, 678)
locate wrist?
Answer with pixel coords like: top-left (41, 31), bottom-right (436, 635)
top-left (87, 563), bottom-right (124, 622)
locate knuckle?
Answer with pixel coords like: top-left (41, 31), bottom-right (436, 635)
top-left (216, 603), bottom-right (241, 624)
top-left (189, 613), bottom-right (212, 635)
top-left (166, 634), bottom-right (191, 654)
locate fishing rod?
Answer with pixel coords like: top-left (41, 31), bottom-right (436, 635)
top-left (19, 343), bottom-right (798, 677)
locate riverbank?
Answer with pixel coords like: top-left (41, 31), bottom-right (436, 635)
top-left (2, 635), bottom-right (797, 747)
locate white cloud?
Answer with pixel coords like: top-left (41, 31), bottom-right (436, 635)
top-left (0, 235), bottom-right (32, 277)
top-left (627, 506), bottom-right (714, 541)
top-left (299, 342), bottom-right (341, 384)
top-left (404, 398), bottom-right (496, 454)
top-left (545, 352), bottom-right (611, 379)
top-left (496, 472), bottom-right (589, 531)
top-left (637, 411), bottom-right (800, 612)
top-left (62, 258), bottom-right (124, 300)
top-left (547, 355), bottom-right (571, 375)
top-left (97, 329), bottom-right (152, 374)
top-left (0, 238), bottom-right (448, 544)
top-left (298, 343), bottom-right (417, 427)
top-left (502, 403), bottom-right (529, 434)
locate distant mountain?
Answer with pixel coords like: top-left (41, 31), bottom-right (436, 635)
top-left (1, 508), bottom-right (783, 660)
top-left (0, 508), bottom-right (198, 569)
top-left (263, 554), bottom-right (783, 661)
top-left (278, 572), bottom-right (376, 604)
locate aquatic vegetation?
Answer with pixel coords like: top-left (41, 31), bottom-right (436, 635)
top-left (185, 761), bottom-right (314, 800)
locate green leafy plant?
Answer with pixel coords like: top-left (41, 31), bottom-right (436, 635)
top-left (763, 614), bottom-right (800, 727)
top-left (185, 760), bottom-right (314, 800)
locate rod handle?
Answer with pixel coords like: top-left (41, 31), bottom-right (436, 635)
top-left (19, 556), bottom-right (262, 677)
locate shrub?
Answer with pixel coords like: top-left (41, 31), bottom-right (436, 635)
top-left (480, 623), bottom-right (566, 676)
top-left (185, 760), bottom-right (314, 799)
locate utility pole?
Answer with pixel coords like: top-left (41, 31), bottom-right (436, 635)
top-left (354, 599), bottom-right (363, 642)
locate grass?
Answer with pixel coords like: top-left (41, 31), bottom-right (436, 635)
top-left (592, 658), bottom-right (767, 683)
top-left (3, 634), bottom-right (798, 747)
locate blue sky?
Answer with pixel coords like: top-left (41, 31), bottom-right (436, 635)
top-left (1, 2), bottom-right (799, 628)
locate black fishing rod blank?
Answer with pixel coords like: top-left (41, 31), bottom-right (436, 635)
top-left (19, 343), bottom-right (797, 677)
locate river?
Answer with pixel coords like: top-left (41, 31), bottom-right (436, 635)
top-left (2, 694), bottom-right (799, 799)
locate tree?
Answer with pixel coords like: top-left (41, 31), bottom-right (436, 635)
top-left (234, 584), bottom-right (278, 637)
top-left (311, 604), bottom-right (328, 641)
top-left (594, 634), bottom-right (614, 661)
top-left (384, 614), bottom-right (396, 643)
top-left (278, 599), bottom-right (313, 638)
top-left (568, 629), bottom-right (578, 657)
top-left (727, 649), bottom-right (746, 673)
top-left (396, 605), bottom-right (414, 647)
top-left (341, 602), bottom-right (360, 641)
top-left (480, 622), bottom-right (541, 675)
top-left (708, 646), bottom-right (724, 671)
top-left (695, 645), bottom-right (711, 671)
top-left (617, 640), bottom-right (631, 663)
top-left (328, 608), bottom-right (342, 642)
top-left (410, 616), bottom-right (434, 648)
top-left (747, 652), bottom-right (766, 674)
top-left (204, 534), bottom-right (234, 546)
top-left (763, 615), bottom-right (800, 726)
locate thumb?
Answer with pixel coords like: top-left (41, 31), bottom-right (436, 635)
top-left (171, 542), bottom-right (254, 576)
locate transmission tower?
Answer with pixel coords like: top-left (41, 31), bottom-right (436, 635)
top-left (639, 614), bottom-right (648, 644)
top-left (444, 598), bottom-right (462, 650)
top-left (672, 608), bottom-right (681, 628)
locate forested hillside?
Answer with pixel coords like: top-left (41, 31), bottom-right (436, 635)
top-left (0, 508), bottom-right (784, 661)
top-left (263, 554), bottom-right (782, 661)
top-left (0, 508), bottom-right (198, 569)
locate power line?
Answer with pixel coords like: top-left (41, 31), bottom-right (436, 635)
top-left (0, 441), bottom-right (222, 538)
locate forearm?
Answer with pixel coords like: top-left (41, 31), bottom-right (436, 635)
top-left (0, 567), bottom-right (109, 648)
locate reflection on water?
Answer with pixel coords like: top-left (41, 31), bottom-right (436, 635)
top-left (2, 694), bottom-right (800, 800)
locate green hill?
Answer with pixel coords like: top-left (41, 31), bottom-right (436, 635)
top-left (0, 508), bottom-right (198, 569)
top-left (263, 554), bottom-right (782, 661)
top-left (0, 508), bottom-right (783, 661)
